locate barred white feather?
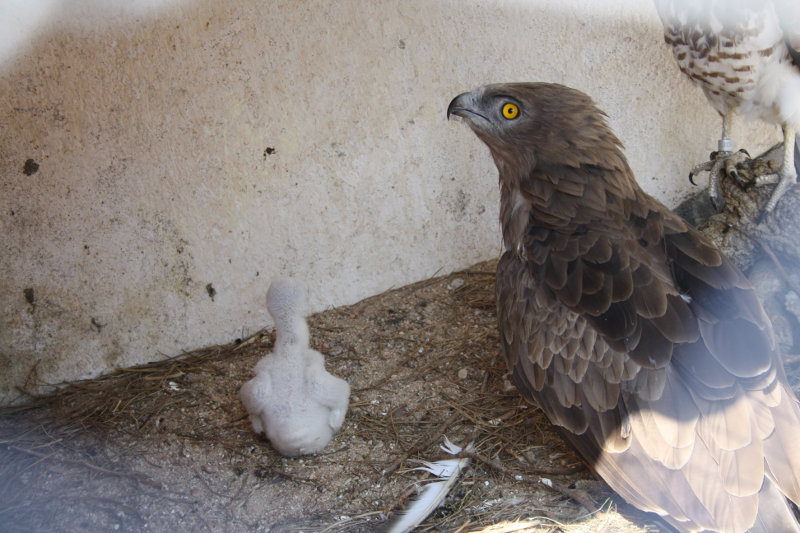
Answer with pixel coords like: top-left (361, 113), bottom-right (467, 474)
top-left (386, 437), bottom-right (470, 533)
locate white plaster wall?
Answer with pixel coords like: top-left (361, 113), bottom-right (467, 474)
top-left (0, 0), bottom-right (780, 403)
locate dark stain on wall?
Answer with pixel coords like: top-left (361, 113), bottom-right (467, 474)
top-left (23, 287), bottom-right (35, 306)
top-left (206, 283), bottom-right (216, 301)
top-left (23, 159), bottom-right (39, 176)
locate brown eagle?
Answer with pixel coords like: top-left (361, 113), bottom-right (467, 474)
top-left (448, 82), bottom-right (800, 532)
top-left (653, 0), bottom-right (800, 213)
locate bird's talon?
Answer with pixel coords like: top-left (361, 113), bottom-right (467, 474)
top-left (754, 172), bottom-right (780, 187)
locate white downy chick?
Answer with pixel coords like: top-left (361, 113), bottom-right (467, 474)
top-left (239, 279), bottom-right (350, 456)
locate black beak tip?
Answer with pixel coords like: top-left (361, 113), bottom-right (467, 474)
top-left (447, 92), bottom-right (469, 121)
top-left (446, 100), bottom-right (456, 120)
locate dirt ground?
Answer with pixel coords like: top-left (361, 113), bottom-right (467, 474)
top-left (0, 260), bottom-right (678, 533)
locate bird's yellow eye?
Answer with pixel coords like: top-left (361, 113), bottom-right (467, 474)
top-left (502, 103), bottom-right (519, 120)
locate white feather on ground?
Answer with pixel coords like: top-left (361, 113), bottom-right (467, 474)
top-left (387, 437), bottom-right (471, 533)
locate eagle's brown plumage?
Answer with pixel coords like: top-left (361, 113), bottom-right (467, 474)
top-left (448, 83), bottom-right (800, 532)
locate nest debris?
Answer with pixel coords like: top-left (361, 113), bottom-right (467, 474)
top-left (0, 262), bottom-right (666, 533)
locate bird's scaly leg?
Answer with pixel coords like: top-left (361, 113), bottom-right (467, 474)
top-left (689, 109), bottom-right (733, 211)
top-left (755, 126), bottom-right (797, 215)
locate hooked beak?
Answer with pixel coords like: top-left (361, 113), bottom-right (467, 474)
top-left (448, 90), bottom-right (483, 118)
top-left (447, 90), bottom-right (491, 129)
top-left (447, 91), bottom-right (472, 120)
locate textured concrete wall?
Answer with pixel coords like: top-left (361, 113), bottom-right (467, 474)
top-left (0, 0), bottom-right (779, 403)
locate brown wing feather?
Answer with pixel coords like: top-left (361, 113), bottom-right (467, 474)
top-left (497, 198), bottom-right (800, 532)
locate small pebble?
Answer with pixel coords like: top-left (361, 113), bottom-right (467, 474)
top-left (448, 277), bottom-right (465, 291)
top-left (328, 345), bottom-right (343, 356)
